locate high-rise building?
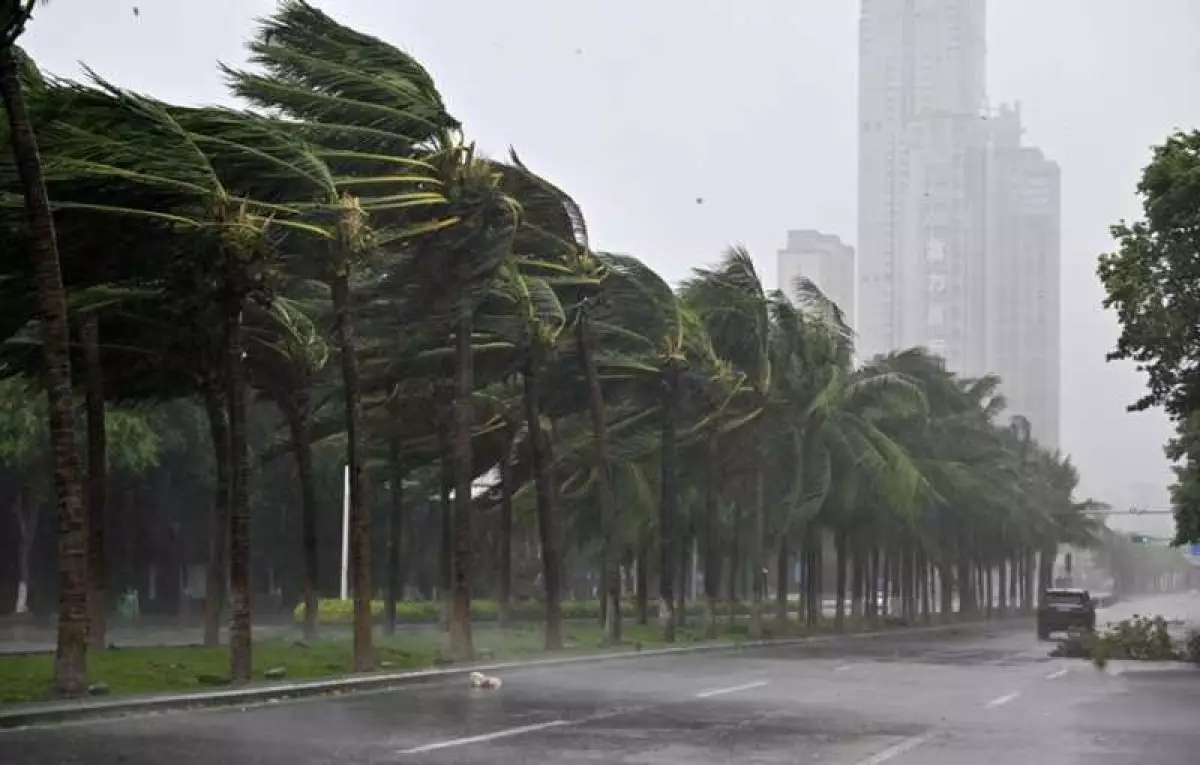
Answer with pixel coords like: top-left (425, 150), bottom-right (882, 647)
top-left (776, 230), bottom-right (856, 323)
top-left (857, 0), bottom-right (1060, 445)
top-left (857, 0), bottom-right (989, 372)
top-left (984, 103), bottom-right (1061, 448)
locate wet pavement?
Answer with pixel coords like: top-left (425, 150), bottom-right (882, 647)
top-left (1, 593), bottom-right (1198, 764)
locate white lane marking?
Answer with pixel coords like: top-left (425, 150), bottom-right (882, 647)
top-left (985, 692), bottom-right (1020, 708)
top-left (695, 680), bottom-right (770, 698)
top-left (397, 719), bottom-right (571, 754)
top-left (1045, 668), bottom-right (1069, 680)
top-left (833, 663), bottom-right (855, 672)
top-left (855, 732), bottom-right (936, 765)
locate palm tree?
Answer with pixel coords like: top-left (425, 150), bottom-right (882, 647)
top-left (591, 253), bottom-right (719, 642)
top-left (228, 0), bottom-right (459, 670)
top-left (245, 295), bottom-right (329, 642)
top-left (0, 2), bottom-right (88, 696)
top-left (681, 247), bottom-right (773, 638)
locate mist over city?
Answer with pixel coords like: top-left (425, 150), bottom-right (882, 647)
top-left (0, 1), bottom-right (1198, 763)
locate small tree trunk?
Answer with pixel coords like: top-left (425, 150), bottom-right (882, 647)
top-left (524, 364), bottom-right (562, 649)
top-left (81, 314), bottom-right (108, 650)
top-left (12, 485), bottom-right (38, 615)
top-left (1, 43), bottom-right (89, 697)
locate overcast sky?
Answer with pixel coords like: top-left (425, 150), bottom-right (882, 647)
top-left (20, 1), bottom-right (1200, 534)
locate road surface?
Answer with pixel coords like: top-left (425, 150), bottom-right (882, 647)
top-left (2, 592), bottom-right (1198, 764)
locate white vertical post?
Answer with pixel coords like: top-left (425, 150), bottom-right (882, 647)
top-left (340, 464), bottom-right (350, 601)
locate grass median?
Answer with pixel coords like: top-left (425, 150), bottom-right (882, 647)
top-left (0, 613), bottom-right (963, 705)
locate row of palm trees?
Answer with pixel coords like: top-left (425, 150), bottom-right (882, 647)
top-left (0, 1), bottom-right (1101, 697)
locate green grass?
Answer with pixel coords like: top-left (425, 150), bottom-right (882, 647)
top-left (0, 614), bottom-right (937, 705)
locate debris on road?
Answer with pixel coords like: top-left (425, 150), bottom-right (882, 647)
top-left (468, 671), bottom-right (503, 690)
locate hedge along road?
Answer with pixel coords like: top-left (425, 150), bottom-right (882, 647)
top-left (0, 597), bottom-right (829, 655)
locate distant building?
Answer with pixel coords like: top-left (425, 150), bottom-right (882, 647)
top-left (985, 103), bottom-right (1061, 448)
top-left (777, 230), bottom-right (856, 324)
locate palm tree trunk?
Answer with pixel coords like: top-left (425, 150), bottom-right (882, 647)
top-left (702, 433), bottom-right (721, 638)
top-left (384, 428), bottom-right (405, 637)
top-left (658, 369), bottom-right (679, 643)
top-left (850, 539), bottom-right (864, 620)
top-left (635, 529), bottom-right (649, 626)
top-left (0, 43), bottom-right (89, 698)
top-left (577, 318), bottom-right (620, 644)
top-left (920, 553), bottom-right (932, 623)
top-left (224, 293), bottom-right (252, 684)
top-left (806, 528), bottom-right (822, 626)
top-left (997, 558), bottom-right (1008, 614)
top-left (775, 534), bottom-right (789, 627)
top-left (1009, 554), bottom-right (1019, 611)
top-left (80, 314), bottom-right (108, 650)
top-left (437, 419), bottom-right (452, 630)
top-left (957, 543), bottom-right (974, 616)
top-left (834, 530), bottom-right (847, 630)
top-left (331, 274), bottom-right (372, 672)
top-left (281, 392), bottom-right (319, 642)
top-left (867, 547), bottom-right (880, 619)
top-left (201, 385), bottom-right (229, 647)
top-left (749, 439), bottom-right (767, 639)
top-left (497, 440), bottom-right (514, 628)
top-left (448, 314), bottom-right (475, 660)
top-left (524, 363), bottom-right (562, 649)
top-left (728, 503), bottom-right (741, 619)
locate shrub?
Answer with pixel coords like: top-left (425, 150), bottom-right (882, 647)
top-left (1186, 630), bottom-right (1200, 666)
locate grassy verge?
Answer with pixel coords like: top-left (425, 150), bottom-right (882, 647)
top-left (0, 614), bottom-right (964, 705)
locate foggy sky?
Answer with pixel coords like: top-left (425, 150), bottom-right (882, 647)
top-left (21, 1), bottom-right (1200, 534)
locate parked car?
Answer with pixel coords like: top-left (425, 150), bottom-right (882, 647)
top-left (1036, 588), bottom-right (1096, 640)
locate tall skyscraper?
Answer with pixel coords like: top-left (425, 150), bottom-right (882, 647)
top-left (857, 0), bottom-right (1060, 445)
top-left (857, 0), bottom-right (989, 372)
top-left (777, 230), bottom-right (856, 323)
top-left (985, 103), bottom-right (1061, 448)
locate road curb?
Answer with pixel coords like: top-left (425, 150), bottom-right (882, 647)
top-left (0, 617), bottom-right (1026, 730)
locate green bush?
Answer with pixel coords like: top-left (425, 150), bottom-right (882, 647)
top-left (293, 597), bottom-right (754, 626)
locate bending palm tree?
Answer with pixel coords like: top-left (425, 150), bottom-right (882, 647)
top-left (0, 2), bottom-right (88, 696)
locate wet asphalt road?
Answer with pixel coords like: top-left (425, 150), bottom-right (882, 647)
top-left (2, 594), bottom-right (1198, 765)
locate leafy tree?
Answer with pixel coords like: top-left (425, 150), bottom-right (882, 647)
top-left (1098, 130), bottom-right (1200, 544)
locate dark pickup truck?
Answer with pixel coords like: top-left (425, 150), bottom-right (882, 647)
top-left (1037, 588), bottom-right (1097, 639)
